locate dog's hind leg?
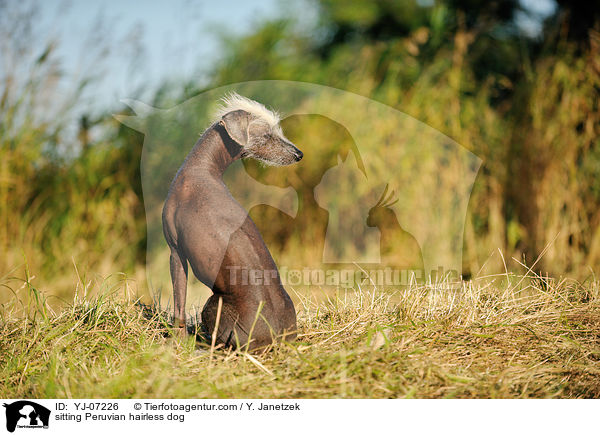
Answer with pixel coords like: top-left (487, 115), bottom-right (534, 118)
top-left (169, 247), bottom-right (188, 330)
top-left (202, 295), bottom-right (255, 349)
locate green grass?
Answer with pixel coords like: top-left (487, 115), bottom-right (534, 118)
top-left (1, 273), bottom-right (599, 399)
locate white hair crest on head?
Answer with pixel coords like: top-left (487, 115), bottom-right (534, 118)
top-left (214, 92), bottom-right (281, 127)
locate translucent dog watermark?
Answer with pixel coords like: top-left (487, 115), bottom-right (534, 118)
top-left (116, 80), bottom-right (481, 299)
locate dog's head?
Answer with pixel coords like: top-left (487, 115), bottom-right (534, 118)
top-left (215, 93), bottom-right (303, 166)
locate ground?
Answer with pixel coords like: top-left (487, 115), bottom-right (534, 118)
top-left (1, 275), bottom-right (599, 398)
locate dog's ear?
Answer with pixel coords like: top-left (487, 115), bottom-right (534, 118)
top-left (219, 110), bottom-right (249, 146)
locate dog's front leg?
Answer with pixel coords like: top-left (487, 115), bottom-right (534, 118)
top-left (169, 248), bottom-right (188, 332)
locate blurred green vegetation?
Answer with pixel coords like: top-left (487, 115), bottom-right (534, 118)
top-left (1, 0), bottom-right (599, 298)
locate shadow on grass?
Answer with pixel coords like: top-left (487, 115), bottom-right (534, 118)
top-left (135, 301), bottom-right (209, 345)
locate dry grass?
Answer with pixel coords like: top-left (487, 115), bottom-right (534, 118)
top-left (1, 271), bottom-right (599, 399)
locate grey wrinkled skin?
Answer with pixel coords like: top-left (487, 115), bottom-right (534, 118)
top-left (162, 109), bottom-right (303, 351)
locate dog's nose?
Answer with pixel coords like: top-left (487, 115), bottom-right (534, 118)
top-left (294, 149), bottom-right (303, 161)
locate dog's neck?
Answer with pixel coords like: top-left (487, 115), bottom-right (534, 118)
top-left (184, 124), bottom-right (244, 177)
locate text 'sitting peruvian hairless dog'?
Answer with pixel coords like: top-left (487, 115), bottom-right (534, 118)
top-left (162, 93), bottom-right (303, 351)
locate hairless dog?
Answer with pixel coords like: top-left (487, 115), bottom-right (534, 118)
top-left (162, 93), bottom-right (303, 351)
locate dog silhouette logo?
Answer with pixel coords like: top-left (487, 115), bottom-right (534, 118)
top-left (2, 401), bottom-right (50, 432)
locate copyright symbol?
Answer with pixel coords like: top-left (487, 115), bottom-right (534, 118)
top-left (134, 403), bottom-right (142, 410)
